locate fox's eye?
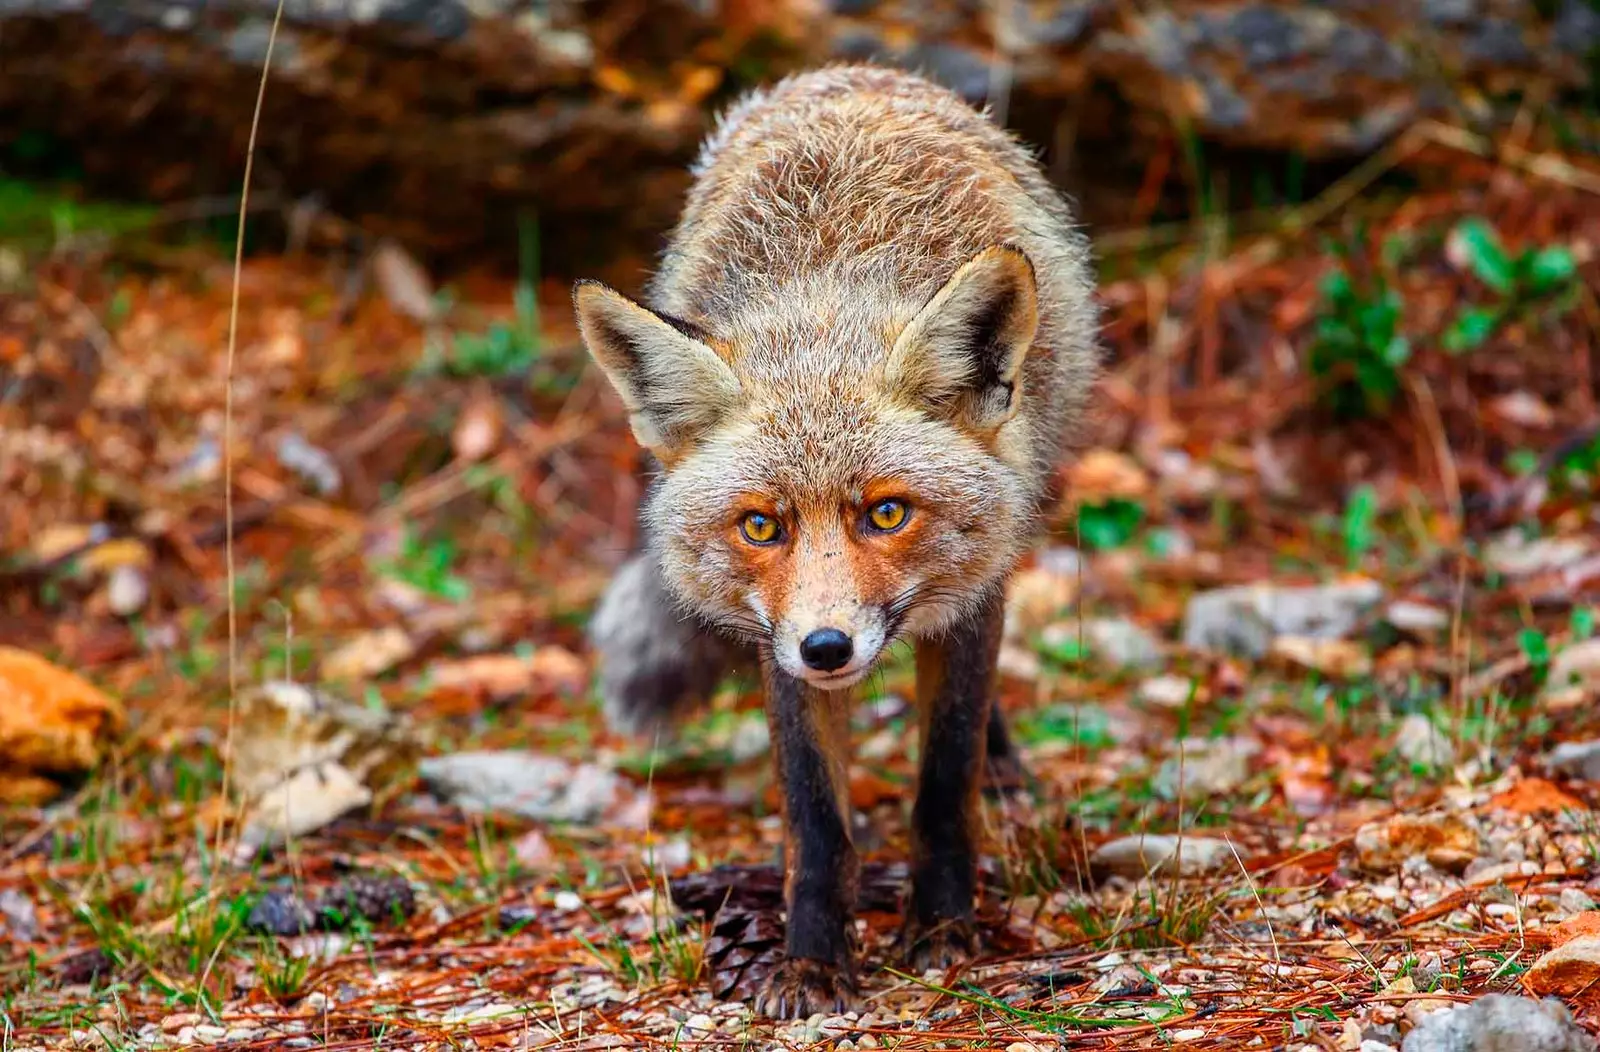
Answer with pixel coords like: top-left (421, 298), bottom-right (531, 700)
top-left (740, 512), bottom-right (782, 545)
top-left (866, 499), bottom-right (909, 533)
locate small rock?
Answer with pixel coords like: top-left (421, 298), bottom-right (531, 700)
top-left (1393, 714), bottom-right (1455, 768)
top-left (1485, 533), bottom-right (1591, 578)
top-left (1545, 639), bottom-right (1600, 699)
top-left (1526, 935), bottom-right (1600, 1012)
top-left (1154, 737), bottom-right (1258, 799)
top-left (1489, 391), bottom-right (1556, 429)
top-left (1269, 635), bottom-right (1372, 678)
top-left (1068, 449), bottom-right (1150, 500)
top-left (275, 432), bottom-right (342, 496)
top-left (452, 393), bottom-right (503, 462)
top-left (1181, 578), bottom-right (1383, 658)
top-left (419, 751), bottom-right (622, 824)
top-left (1005, 560), bottom-right (1080, 647)
top-left (513, 829), bottom-right (555, 869)
top-left (1083, 618), bottom-right (1164, 670)
top-left (1560, 889), bottom-right (1598, 916)
top-left (370, 238), bottom-right (438, 324)
top-left (682, 1014), bottom-right (717, 1035)
top-left (1355, 813), bottom-right (1480, 874)
top-left (1384, 601), bottom-right (1451, 635)
top-left (320, 626), bottom-right (416, 682)
top-left (106, 564), bottom-right (149, 617)
top-left (1136, 675), bottom-right (1199, 708)
top-left (1401, 992), bottom-right (1595, 1051)
top-left (0, 888), bottom-right (38, 941)
top-left (1545, 740), bottom-right (1600, 781)
top-left (1090, 834), bottom-right (1236, 879)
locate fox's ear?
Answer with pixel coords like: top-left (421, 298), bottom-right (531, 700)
top-left (573, 281), bottom-right (741, 457)
top-left (884, 245), bottom-right (1039, 432)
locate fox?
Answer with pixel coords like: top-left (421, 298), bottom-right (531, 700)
top-left (572, 64), bottom-right (1099, 1017)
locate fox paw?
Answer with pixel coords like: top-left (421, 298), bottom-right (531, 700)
top-left (752, 958), bottom-right (857, 1019)
top-left (901, 917), bottom-right (978, 973)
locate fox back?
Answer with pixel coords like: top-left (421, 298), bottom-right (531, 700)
top-left (575, 64), bottom-right (1099, 691)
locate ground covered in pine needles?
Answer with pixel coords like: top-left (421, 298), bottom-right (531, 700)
top-left (4, 119), bottom-right (1600, 1049)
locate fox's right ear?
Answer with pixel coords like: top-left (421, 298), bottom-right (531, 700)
top-left (572, 281), bottom-right (741, 458)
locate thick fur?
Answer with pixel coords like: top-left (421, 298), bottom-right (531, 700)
top-left (575, 64), bottom-right (1100, 1016)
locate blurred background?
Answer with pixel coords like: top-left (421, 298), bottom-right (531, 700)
top-left (3, 1), bottom-right (1600, 1046)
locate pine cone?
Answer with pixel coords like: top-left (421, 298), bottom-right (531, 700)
top-left (315, 875), bottom-right (415, 928)
top-left (702, 907), bottom-right (785, 1002)
top-left (247, 889), bottom-right (317, 936)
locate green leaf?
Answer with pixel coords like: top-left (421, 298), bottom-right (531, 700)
top-left (1077, 498), bottom-right (1144, 551)
top-left (1572, 606), bottom-right (1597, 641)
top-left (1449, 218), bottom-right (1515, 295)
top-left (1442, 306), bottom-right (1500, 354)
top-left (1525, 245), bottom-right (1577, 295)
top-left (1342, 484), bottom-right (1378, 569)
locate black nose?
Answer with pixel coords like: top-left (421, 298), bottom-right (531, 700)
top-left (800, 628), bottom-right (854, 672)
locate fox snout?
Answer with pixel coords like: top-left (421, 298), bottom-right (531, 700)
top-left (773, 601), bottom-right (890, 691)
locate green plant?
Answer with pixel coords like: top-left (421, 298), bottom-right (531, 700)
top-left (1342, 484), bottom-right (1379, 569)
top-left (376, 528), bottom-right (471, 602)
top-left (1442, 217), bottom-right (1580, 353)
top-left (1077, 498), bottom-right (1144, 551)
top-left (1308, 265), bottom-right (1411, 420)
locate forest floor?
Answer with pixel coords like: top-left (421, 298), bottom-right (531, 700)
top-left (3, 123), bottom-right (1600, 1050)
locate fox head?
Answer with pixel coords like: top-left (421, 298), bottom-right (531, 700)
top-left (573, 246), bottom-right (1041, 690)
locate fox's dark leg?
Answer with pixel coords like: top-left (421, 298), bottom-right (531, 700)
top-left (589, 551), bottom-right (753, 737)
top-left (983, 701), bottom-right (1028, 797)
top-left (752, 660), bottom-right (858, 1018)
top-left (903, 587), bottom-right (1004, 970)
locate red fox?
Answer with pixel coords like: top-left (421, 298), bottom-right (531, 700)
top-left (573, 64), bottom-right (1099, 1017)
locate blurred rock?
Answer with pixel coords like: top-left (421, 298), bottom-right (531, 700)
top-left (1083, 617), bottom-right (1163, 670)
top-left (1354, 812), bottom-right (1479, 874)
top-left (1091, 833), bottom-right (1235, 879)
top-left (1546, 740), bottom-right (1600, 781)
top-left (1154, 737), bottom-right (1258, 799)
top-left (1384, 601), bottom-right (1451, 635)
top-left (0, 647), bottom-right (125, 805)
top-left (1182, 578), bottom-right (1384, 658)
top-left (419, 750), bottom-right (623, 824)
top-left (1393, 714), bottom-right (1455, 769)
top-left (1401, 993), bottom-right (1595, 1051)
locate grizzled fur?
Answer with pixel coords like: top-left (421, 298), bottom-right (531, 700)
top-left (585, 65), bottom-right (1098, 718)
top-left (574, 64), bottom-right (1100, 1016)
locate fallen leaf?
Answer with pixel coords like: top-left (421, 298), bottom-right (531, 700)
top-left (1268, 636), bottom-right (1372, 678)
top-left (320, 626), bottom-right (417, 682)
top-left (424, 647), bottom-right (587, 699)
top-left (1354, 812), bottom-right (1480, 874)
top-left (1489, 778), bottom-right (1586, 817)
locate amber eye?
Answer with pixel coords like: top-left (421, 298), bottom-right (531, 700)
top-left (740, 512), bottom-right (781, 545)
top-left (866, 499), bottom-right (909, 533)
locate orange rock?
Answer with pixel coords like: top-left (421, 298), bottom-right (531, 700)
top-left (1525, 934), bottom-right (1600, 1008)
top-left (1548, 912), bottom-right (1600, 951)
top-left (0, 647), bottom-right (125, 802)
top-left (1489, 777), bottom-right (1587, 817)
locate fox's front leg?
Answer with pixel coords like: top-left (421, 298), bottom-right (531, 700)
top-left (753, 659), bottom-right (859, 1018)
top-left (903, 587), bottom-right (1004, 970)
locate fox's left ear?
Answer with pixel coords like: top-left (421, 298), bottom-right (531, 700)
top-left (883, 245), bottom-right (1039, 432)
top-left (572, 280), bottom-right (741, 458)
